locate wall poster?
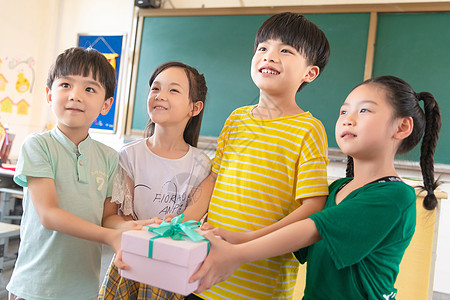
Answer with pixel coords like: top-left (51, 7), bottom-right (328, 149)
top-left (77, 34), bottom-right (126, 132)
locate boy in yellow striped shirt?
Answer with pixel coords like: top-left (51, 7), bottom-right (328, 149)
top-left (189, 12), bottom-right (331, 300)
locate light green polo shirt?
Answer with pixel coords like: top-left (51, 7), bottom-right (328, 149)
top-left (8, 127), bottom-right (118, 300)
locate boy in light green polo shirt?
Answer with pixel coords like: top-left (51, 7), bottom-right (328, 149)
top-left (7, 47), bottom-right (150, 300)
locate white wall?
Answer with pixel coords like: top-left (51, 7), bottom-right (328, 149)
top-left (0, 0), bottom-right (60, 161)
top-left (1, 0), bottom-right (448, 294)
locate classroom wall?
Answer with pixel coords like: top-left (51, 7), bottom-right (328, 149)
top-left (1, 0), bottom-right (449, 295)
top-left (0, 0), bottom-right (59, 162)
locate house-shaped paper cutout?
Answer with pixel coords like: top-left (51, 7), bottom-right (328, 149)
top-left (0, 74), bottom-right (7, 91)
top-left (0, 58), bottom-right (7, 91)
top-left (0, 97), bottom-right (14, 113)
top-left (16, 99), bottom-right (30, 115)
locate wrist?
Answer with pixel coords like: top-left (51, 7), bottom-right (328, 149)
top-left (234, 244), bottom-right (252, 265)
top-left (243, 230), bottom-right (258, 242)
top-left (101, 227), bottom-right (116, 247)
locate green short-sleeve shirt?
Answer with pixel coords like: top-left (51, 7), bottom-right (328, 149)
top-left (295, 177), bottom-right (416, 300)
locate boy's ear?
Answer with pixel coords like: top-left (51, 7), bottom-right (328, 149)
top-left (190, 101), bottom-right (204, 117)
top-left (303, 66), bottom-right (320, 83)
top-left (394, 116), bottom-right (413, 140)
top-left (100, 97), bottom-right (114, 116)
top-left (46, 87), bottom-right (53, 106)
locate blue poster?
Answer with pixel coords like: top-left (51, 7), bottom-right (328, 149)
top-left (77, 35), bottom-right (124, 131)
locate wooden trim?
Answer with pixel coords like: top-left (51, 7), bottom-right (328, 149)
top-left (328, 147), bottom-right (450, 178)
top-left (364, 12), bottom-right (378, 80)
top-left (137, 2), bottom-right (450, 17)
top-left (130, 129), bottom-right (145, 137)
top-left (125, 10), bottom-right (144, 136)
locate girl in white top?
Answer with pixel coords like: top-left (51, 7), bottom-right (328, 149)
top-left (99, 62), bottom-right (212, 300)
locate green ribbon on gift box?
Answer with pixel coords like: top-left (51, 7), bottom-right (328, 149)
top-left (146, 214), bottom-right (209, 258)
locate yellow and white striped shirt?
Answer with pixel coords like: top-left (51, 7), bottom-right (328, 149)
top-left (200, 105), bottom-right (329, 300)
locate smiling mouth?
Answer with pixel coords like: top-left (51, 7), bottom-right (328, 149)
top-left (341, 132), bottom-right (356, 138)
top-left (260, 68), bottom-right (280, 75)
top-left (153, 106), bottom-right (167, 110)
top-left (66, 108), bottom-right (84, 112)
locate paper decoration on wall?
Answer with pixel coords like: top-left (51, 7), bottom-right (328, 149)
top-left (8, 57), bottom-right (35, 93)
top-left (0, 97), bottom-right (30, 115)
top-left (0, 59), bottom-right (7, 91)
top-left (103, 53), bottom-right (119, 70)
top-left (0, 75), bottom-right (6, 91)
top-left (0, 56), bottom-right (34, 118)
top-left (16, 73), bottom-right (30, 93)
top-left (1, 97), bottom-right (14, 113)
top-left (16, 99), bottom-right (30, 115)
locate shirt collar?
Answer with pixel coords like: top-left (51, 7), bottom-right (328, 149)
top-left (51, 126), bottom-right (93, 155)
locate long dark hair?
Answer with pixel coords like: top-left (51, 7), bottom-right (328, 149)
top-left (346, 75), bottom-right (441, 210)
top-left (144, 62), bottom-right (207, 147)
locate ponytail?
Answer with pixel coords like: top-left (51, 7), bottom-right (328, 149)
top-left (346, 156), bottom-right (354, 178)
top-left (356, 76), bottom-right (441, 210)
top-left (417, 92), bottom-right (441, 210)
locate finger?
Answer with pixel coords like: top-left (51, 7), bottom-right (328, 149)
top-left (201, 222), bottom-right (214, 231)
top-left (195, 282), bottom-right (208, 294)
top-left (147, 217), bottom-right (162, 225)
top-left (129, 222), bottom-right (143, 230)
top-left (195, 275), bottom-right (215, 293)
top-left (202, 231), bottom-right (220, 244)
top-left (189, 261), bottom-right (209, 283)
top-left (114, 251), bottom-right (129, 270)
top-left (164, 214), bottom-right (174, 222)
top-left (212, 227), bottom-right (223, 237)
top-left (213, 227), bottom-right (233, 242)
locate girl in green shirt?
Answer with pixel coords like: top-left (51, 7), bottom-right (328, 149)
top-left (190, 75), bottom-right (441, 299)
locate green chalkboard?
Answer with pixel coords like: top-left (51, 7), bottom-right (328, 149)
top-left (373, 12), bottom-right (450, 164)
top-left (131, 13), bottom-right (370, 151)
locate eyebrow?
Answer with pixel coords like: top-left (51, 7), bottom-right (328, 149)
top-left (153, 80), bottom-right (184, 89)
top-left (59, 76), bottom-right (102, 88)
top-left (341, 100), bottom-right (378, 106)
top-left (86, 80), bottom-right (102, 87)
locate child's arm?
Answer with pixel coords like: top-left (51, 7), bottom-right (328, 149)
top-left (102, 200), bottom-right (159, 227)
top-left (28, 176), bottom-right (135, 254)
top-left (249, 195), bottom-right (326, 239)
top-left (191, 217), bottom-right (321, 292)
top-left (102, 201), bottom-right (161, 229)
top-left (101, 167), bottom-right (161, 229)
top-left (212, 195), bottom-right (326, 244)
top-left (182, 171), bottom-right (217, 221)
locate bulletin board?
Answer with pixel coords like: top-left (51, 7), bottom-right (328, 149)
top-left (126, 3), bottom-right (450, 164)
top-left (77, 34), bottom-right (126, 132)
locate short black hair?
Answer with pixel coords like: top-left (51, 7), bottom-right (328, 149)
top-left (255, 12), bottom-right (330, 91)
top-left (46, 47), bottom-right (117, 99)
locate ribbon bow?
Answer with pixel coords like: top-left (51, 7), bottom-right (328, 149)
top-left (146, 214), bottom-right (207, 258)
